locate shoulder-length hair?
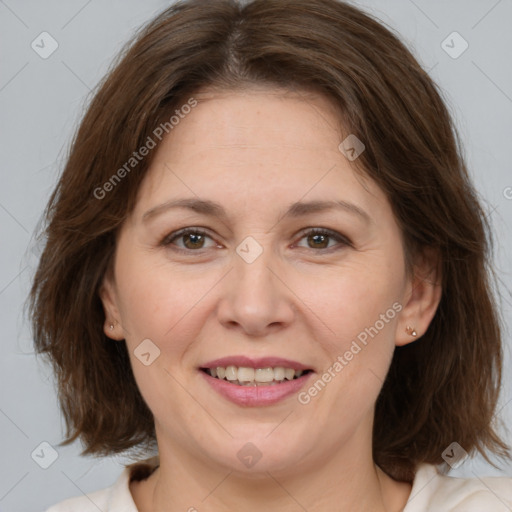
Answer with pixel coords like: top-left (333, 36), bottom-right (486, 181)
top-left (29, 0), bottom-right (509, 481)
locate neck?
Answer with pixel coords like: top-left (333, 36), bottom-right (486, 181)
top-left (131, 432), bottom-right (411, 512)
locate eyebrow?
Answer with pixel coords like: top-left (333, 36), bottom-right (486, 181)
top-left (142, 197), bottom-right (372, 224)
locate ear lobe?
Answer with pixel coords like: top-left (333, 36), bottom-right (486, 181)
top-left (99, 275), bottom-right (124, 341)
top-left (395, 249), bottom-right (442, 347)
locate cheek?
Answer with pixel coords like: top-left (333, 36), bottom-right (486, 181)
top-left (298, 260), bottom-right (401, 334)
top-left (300, 269), bottom-right (402, 404)
top-left (115, 252), bottom-right (219, 352)
top-left (113, 257), bottom-right (207, 409)
top-left (295, 262), bottom-right (403, 395)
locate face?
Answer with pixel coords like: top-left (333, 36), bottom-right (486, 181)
top-left (101, 88), bottom-right (439, 477)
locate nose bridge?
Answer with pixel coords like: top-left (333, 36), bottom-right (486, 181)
top-left (233, 236), bottom-right (278, 305)
top-left (217, 235), bottom-right (294, 334)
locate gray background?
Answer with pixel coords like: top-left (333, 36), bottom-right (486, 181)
top-left (0, 0), bottom-right (511, 510)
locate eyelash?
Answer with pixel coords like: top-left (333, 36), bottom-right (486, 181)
top-left (161, 227), bottom-right (351, 254)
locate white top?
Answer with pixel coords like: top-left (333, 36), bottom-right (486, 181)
top-left (45, 460), bottom-right (512, 511)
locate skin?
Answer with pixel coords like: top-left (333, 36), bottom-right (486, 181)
top-left (100, 87), bottom-right (441, 512)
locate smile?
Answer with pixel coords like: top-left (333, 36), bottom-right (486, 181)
top-left (201, 366), bottom-right (312, 386)
top-left (199, 367), bottom-right (315, 407)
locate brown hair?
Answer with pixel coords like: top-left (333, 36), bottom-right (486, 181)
top-left (29, 0), bottom-right (510, 481)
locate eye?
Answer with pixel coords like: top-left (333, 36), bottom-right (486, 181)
top-left (294, 227), bottom-right (351, 251)
top-left (162, 228), bottom-right (218, 251)
top-left (161, 226), bottom-right (351, 254)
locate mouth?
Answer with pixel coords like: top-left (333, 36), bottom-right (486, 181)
top-left (199, 366), bottom-right (314, 386)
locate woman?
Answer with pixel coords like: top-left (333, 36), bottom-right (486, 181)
top-left (31, 0), bottom-right (512, 510)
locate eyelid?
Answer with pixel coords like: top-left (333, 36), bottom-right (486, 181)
top-left (161, 226), bottom-right (352, 253)
top-left (161, 227), bottom-right (217, 248)
top-left (294, 227), bottom-right (352, 249)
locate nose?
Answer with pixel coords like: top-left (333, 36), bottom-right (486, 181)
top-left (216, 243), bottom-right (295, 337)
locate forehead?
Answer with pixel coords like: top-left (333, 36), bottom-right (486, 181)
top-left (165, 87), bottom-right (345, 156)
top-left (131, 87), bottom-right (385, 221)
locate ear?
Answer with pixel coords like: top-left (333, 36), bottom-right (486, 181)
top-left (395, 247), bottom-right (442, 347)
top-left (99, 271), bottom-right (124, 341)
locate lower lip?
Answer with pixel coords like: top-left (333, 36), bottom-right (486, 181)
top-left (199, 370), bottom-right (314, 407)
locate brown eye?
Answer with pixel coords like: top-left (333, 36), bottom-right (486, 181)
top-left (182, 232), bottom-right (206, 249)
top-left (163, 228), bottom-right (216, 251)
top-left (307, 233), bottom-right (329, 249)
top-left (296, 228), bottom-right (350, 251)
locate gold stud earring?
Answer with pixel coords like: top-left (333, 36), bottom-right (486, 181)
top-left (406, 326), bottom-right (417, 337)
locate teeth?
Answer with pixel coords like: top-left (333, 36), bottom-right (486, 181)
top-left (286, 368), bottom-right (296, 380)
top-left (254, 368), bottom-right (274, 382)
top-left (205, 365), bottom-right (308, 385)
top-left (237, 367), bottom-right (255, 382)
top-left (225, 366), bottom-right (238, 381)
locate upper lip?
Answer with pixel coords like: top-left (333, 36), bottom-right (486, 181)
top-left (200, 356), bottom-right (313, 371)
